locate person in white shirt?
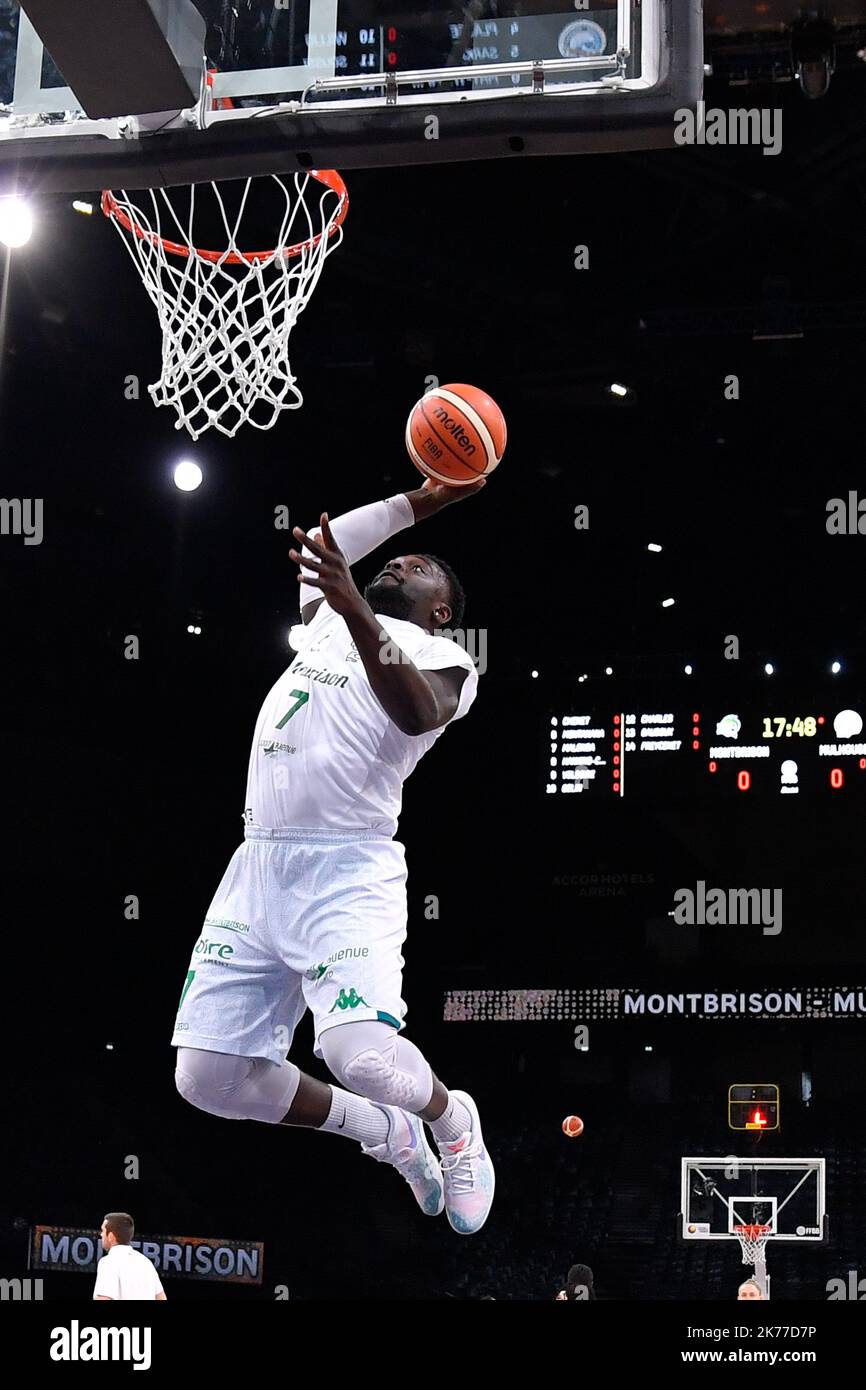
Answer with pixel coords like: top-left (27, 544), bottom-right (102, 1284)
top-left (173, 477), bottom-right (495, 1235)
top-left (93, 1213), bottom-right (166, 1300)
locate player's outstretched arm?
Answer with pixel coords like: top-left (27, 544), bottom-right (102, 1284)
top-left (298, 478), bottom-right (485, 623)
top-left (291, 515), bottom-right (466, 735)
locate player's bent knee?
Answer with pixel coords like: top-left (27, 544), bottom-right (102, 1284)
top-left (342, 1047), bottom-right (419, 1108)
top-left (320, 1024), bottom-right (433, 1110)
top-left (174, 1046), bottom-right (256, 1121)
top-left (176, 1047), bottom-right (301, 1123)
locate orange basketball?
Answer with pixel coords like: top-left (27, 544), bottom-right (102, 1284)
top-left (405, 383), bottom-right (507, 486)
top-left (562, 1115), bottom-right (584, 1138)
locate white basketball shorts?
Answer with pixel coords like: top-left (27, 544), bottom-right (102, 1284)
top-left (170, 827), bottom-right (408, 1064)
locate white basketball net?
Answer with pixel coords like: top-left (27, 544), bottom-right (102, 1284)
top-left (103, 171), bottom-right (347, 439)
top-left (735, 1224), bottom-right (771, 1265)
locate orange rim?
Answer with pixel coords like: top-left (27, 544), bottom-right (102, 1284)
top-left (100, 169), bottom-right (349, 265)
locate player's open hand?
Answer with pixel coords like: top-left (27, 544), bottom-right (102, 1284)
top-left (407, 475), bottom-right (486, 521)
top-left (290, 514), bottom-right (365, 617)
top-left (421, 476), bottom-right (486, 507)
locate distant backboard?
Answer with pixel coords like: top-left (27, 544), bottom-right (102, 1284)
top-left (0, 0), bottom-right (703, 190)
top-left (681, 1157), bottom-right (826, 1243)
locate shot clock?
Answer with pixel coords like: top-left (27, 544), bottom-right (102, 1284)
top-left (728, 1084), bottom-right (780, 1132)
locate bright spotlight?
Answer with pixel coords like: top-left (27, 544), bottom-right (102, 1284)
top-left (647, 542), bottom-right (663, 553)
top-left (609, 382), bottom-right (628, 398)
top-left (764, 662), bottom-right (775, 676)
top-left (661, 597), bottom-right (675, 608)
top-left (174, 459), bottom-right (203, 491)
top-left (530, 670), bottom-right (539, 679)
top-left (684, 664), bottom-right (693, 675)
top-left (831, 660), bottom-right (841, 674)
top-left (605, 667), bottom-right (613, 676)
top-left (72, 200), bottom-right (94, 215)
top-left (0, 197), bottom-right (33, 248)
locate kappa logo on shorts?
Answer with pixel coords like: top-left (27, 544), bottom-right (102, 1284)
top-left (328, 988), bottom-right (369, 1013)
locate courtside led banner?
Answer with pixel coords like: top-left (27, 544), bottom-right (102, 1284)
top-left (29, 1227), bottom-right (264, 1284)
top-left (444, 986), bottom-right (866, 1022)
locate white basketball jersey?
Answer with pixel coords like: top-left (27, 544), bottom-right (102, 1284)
top-left (244, 601), bottom-right (478, 835)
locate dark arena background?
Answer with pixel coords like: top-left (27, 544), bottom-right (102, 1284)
top-left (2, 0), bottom-right (866, 1357)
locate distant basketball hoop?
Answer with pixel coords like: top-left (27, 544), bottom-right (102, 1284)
top-left (102, 169), bottom-right (348, 439)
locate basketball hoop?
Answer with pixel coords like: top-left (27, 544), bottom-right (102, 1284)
top-left (101, 169), bottom-right (348, 439)
top-left (734, 1224), bottom-right (772, 1265)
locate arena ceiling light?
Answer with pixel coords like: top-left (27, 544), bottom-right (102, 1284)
top-left (0, 197), bottom-right (33, 248)
top-left (173, 459), bottom-right (203, 491)
top-left (831, 660), bottom-right (842, 674)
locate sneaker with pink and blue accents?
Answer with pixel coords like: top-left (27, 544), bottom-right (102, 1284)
top-left (361, 1107), bottom-right (445, 1217)
top-left (436, 1090), bottom-right (495, 1235)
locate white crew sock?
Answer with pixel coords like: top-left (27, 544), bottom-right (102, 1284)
top-left (428, 1092), bottom-right (473, 1145)
top-left (318, 1085), bottom-right (392, 1146)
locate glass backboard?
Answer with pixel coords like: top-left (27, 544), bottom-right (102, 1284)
top-left (0, 0), bottom-right (702, 189)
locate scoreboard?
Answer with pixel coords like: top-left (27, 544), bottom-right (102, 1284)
top-left (545, 699), bottom-right (866, 798)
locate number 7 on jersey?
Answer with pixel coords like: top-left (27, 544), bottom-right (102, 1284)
top-left (276, 690), bottom-right (309, 728)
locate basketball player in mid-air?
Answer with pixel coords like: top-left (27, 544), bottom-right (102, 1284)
top-left (172, 476), bottom-right (494, 1233)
